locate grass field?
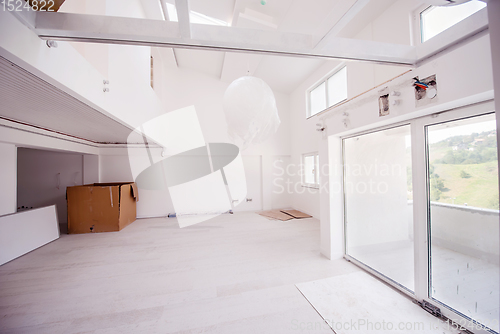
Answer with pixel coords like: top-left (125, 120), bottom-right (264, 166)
top-left (433, 161), bottom-right (499, 209)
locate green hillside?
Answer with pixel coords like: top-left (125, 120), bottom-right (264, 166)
top-left (432, 161), bottom-right (498, 209)
top-left (428, 130), bottom-right (499, 210)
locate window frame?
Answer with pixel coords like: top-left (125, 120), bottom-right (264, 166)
top-left (411, 3), bottom-right (431, 46)
top-left (302, 152), bottom-right (319, 188)
top-left (306, 65), bottom-right (347, 119)
top-left (411, 1), bottom-right (488, 46)
top-left (341, 100), bottom-right (497, 334)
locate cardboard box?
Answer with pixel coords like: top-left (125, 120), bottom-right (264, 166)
top-left (67, 182), bottom-right (138, 234)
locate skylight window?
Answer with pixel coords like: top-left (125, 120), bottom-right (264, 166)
top-left (165, 3), bottom-right (228, 26)
top-left (420, 0), bottom-right (486, 42)
top-left (165, 3), bottom-right (178, 22)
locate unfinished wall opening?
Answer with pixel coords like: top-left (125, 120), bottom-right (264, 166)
top-left (17, 148), bottom-right (84, 233)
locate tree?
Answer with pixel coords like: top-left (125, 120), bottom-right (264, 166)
top-left (460, 170), bottom-right (471, 178)
top-left (429, 164), bottom-right (445, 201)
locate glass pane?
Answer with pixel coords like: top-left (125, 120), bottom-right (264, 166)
top-left (421, 1), bottom-right (486, 42)
top-left (344, 125), bottom-right (414, 291)
top-left (304, 155), bottom-right (315, 184)
top-left (310, 82), bottom-right (326, 116)
top-left (164, 3), bottom-right (228, 26)
top-left (327, 67), bottom-right (347, 107)
top-left (427, 113), bottom-right (499, 332)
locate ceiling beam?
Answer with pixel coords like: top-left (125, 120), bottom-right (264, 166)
top-left (314, 0), bottom-right (370, 50)
top-left (229, 0), bottom-right (242, 27)
top-left (33, 12), bottom-right (417, 66)
top-left (159, 0), bottom-right (169, 21)
top-left (175, 0), bottom-right (191, 39)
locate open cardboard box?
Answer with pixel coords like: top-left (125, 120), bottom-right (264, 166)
top-left (67, 182), bottom-right (138, 234)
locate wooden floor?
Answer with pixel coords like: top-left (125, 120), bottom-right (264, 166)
top-left (0, 212), bottom-right (359, 333)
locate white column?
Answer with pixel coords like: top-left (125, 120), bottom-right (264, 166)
top-left (0, 143), bottom-right (17, 216)
top-left (487, 0), bottom-right (500, 261)
top-left (319, 138), bottom-right (331, 258)
top-left (488, 1), bottom-right (500, 163)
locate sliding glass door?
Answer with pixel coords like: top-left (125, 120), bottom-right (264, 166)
top-left (343, 101), bottom-right (499, 333)
top-left (344, 124), bottom-right (415, 293)
top-left (426, 113), bottom-right (499, 333)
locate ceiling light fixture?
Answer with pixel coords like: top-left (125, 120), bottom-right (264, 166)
top-left (223, 76), bottom-right (280, 150)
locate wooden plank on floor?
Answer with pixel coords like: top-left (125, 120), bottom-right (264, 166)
top-left (280, 210), bottom-right (312, 219)
top-left (258, 210), bottom-right (294, 221)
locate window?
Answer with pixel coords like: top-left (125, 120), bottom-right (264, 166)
top-left (426, 113), bottom-right (499, 332)
top-left (343, 124), bottom-right (414, 292)
top-left (302, 153), bottom-right (319, 187)
top-left (308, 66), bottom-right (347, 118)
top-left (420, 0), bottom-right (486, 42)
top-left (165, 3), bottom-right (228, 26)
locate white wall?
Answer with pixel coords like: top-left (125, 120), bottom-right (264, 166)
top-left (488, 0), bottom-right (500, 181)
top-left (83, 154), bottom-right (99, 184)
top-left (289, 2), bottom-right (495, 258)
top-left (0, 0), bottom-right (171, 219)
top-left (430, 203), bottom-right (499, 264)
top-left (0, 120), bottom-right (100, 220)
top-left (99, 147), bottom-right (174, 218)
top-left (0, 143), bottom-right (16, 216)
top-left (289, 0), bottom-right (419, 219)
top-left (17, 148), bottom-right (84, 230)
top-left (163, 66), bottom-right (292, 211)
top-left (236, 156), bottom-right (263, 211)
top-left (59, 0), bottom-right (108, 77)
top-left (96, 64), bottom-right (293, 217)
top-left (0, 2), bottom-right (164, 132)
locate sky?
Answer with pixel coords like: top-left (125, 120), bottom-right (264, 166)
top-left (403, 117), bottom-right (496, 148)
top-left (428, 119), bottom-right (496, 144)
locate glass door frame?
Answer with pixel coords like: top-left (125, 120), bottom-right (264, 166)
top-left (416, 100), bottom-right (497, 334)
top-left (342, 122), bottom-right (416, 299)
top-left (342, 99), bottom-right (497, 334)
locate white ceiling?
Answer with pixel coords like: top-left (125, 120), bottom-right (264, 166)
top-left (57, 0), bottom-right (421, 93)
top-left (156, 0), bottom-right (403, 94)
top-left (174, 48), bottom-right (225, 78)
top-left (252, 55), bottom-right (329, 94)
top-left (57, 0), bottom-right (432, 95)
top-left (0, 56), bottom-right (143, 144)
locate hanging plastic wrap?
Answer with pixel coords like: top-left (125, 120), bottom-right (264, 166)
top-left (223, 76), bottom-right (280, 150)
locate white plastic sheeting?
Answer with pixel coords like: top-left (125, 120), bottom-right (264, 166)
top-left (223, 76), bottom-right (280, 150)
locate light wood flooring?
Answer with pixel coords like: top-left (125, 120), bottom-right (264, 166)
top-left (0, 212), bottom-right (359, 333)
